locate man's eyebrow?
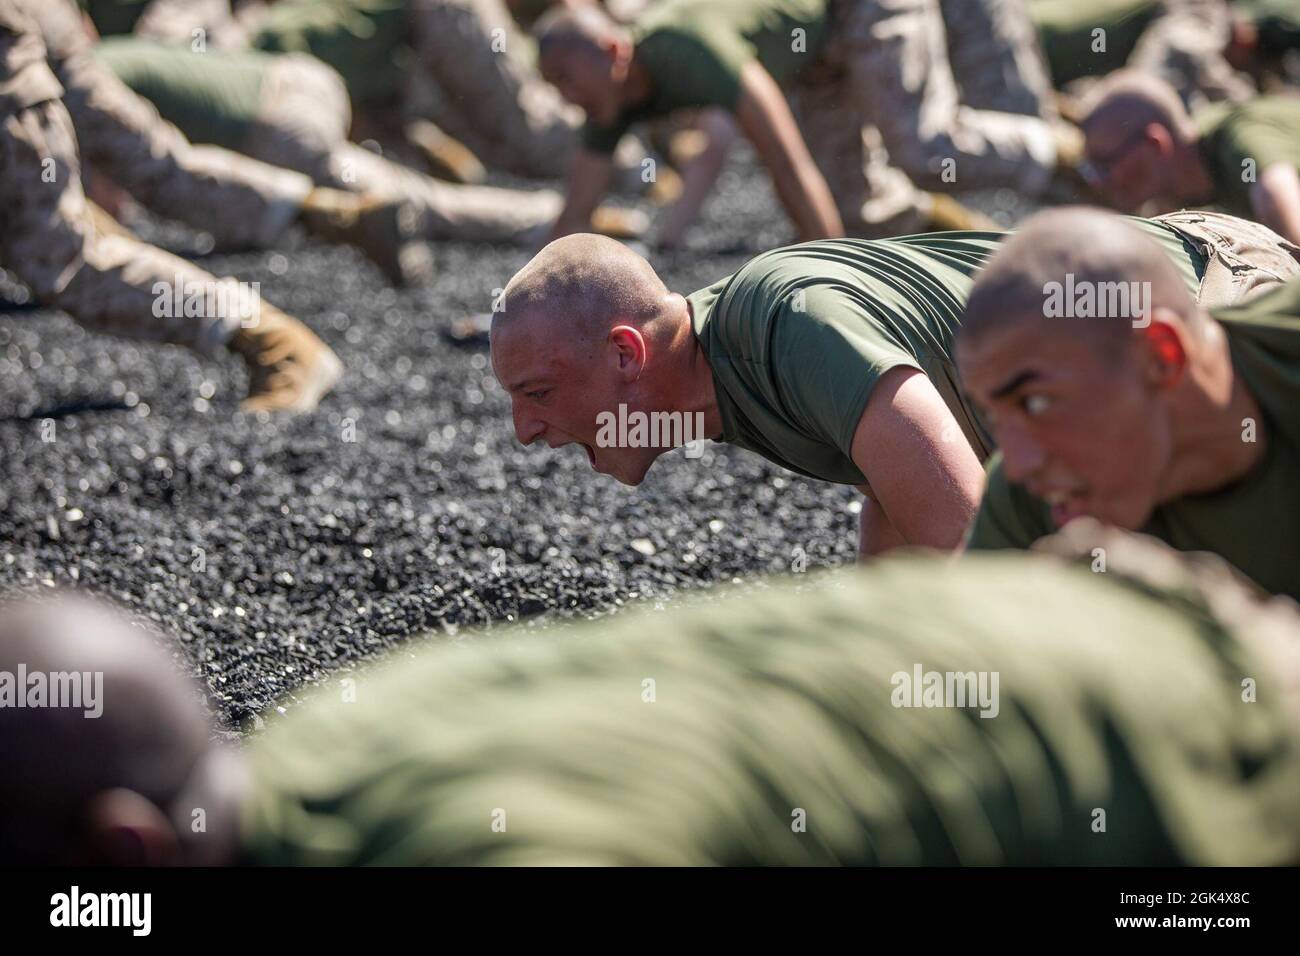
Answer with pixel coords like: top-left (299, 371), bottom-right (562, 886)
top-left (990, 369), bottom-right (1042, 400)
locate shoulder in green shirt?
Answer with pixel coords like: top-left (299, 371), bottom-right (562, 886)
top-left (95, 38), bottom-right (269, 151)
top-left (240, 548), bottom-right (1300, 865)
top-left (686, 220), bottom-right (1204, 488)
top-left (1197, 96), bottom-right (1300, 218)
top-left (250, 0), bottom-right (409, 107)
top-left (966, 277), bottom-right (1300, 601)
top-left (1027, 0), bottom-right (1159, 87)
top-left (581, 0), bottom-right (828, 154)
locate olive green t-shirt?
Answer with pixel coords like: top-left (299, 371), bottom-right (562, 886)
top-left (686, 221), bottom-right (1205, 487)
top-left (250, 0), bottom-right (409, 107)
top-left (966, 277), bottom-right (1300, 601)
top-left (1197, 96), bottom-right (1300, 219)
top-left (1027, 0), bottom-right (1159, 87)
top-left (95, 38), bottom-right (268, 150)
top-left (240, 547), bottom-right (1300, 865)
top-left (580, 0), bottom-right (829, 154)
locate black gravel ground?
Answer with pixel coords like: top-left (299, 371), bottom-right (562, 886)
top-left (0, 151), bottom-right (1030, 728)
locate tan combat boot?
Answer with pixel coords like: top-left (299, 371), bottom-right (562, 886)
top-left (405, 119), bottom-right (486, 184)
top-left (299, 188), bottom-right (434, 287)
top-left (923, 193), bottom-right (1001, 233)
top-left (227, 305), bottom-right (343, 414)
top-left (590, 205), bottom-right (650, 240)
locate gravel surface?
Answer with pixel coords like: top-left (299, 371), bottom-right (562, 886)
top-left (0, 149), bottom-right (1033, 728)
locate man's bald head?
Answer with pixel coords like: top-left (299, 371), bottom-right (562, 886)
top-left (494, 233), bottom-right (671, 356)
top-left (0, 593), bottom-right (217, 864)
top-left (1082, 70), bottom-right (1194, 144)
top-left (535, 5), bottom-right (625, 60)
top-left (960, 207), bottom-right (1199, 350)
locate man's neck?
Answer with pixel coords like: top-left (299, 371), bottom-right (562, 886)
top-left (674, 296), bottom-right (724, 440)
top-left (1160, 320), bottom-right (1266, 502)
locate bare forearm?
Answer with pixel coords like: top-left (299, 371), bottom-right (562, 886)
top-left (655, 119), bottom-right (736, 248)
top-left (548, 149), bottom-right (614, 243)
top-left (856, 493), bottom-right (907, 559)
top-left (1252, 165), bottom-right (1300, 245)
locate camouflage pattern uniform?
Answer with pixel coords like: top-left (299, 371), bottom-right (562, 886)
top-left (1126, 0), bottom-right (1255, 109)
top-left (790, 0), bottom-right (1062, 236)
top-left (1, 0), bottom-right (247, 354)
top-left (131, 0), bottom-right (252, 49)
top-left (246, 52), bottom-right (569, 244)
top-left (403, 0), bottom-right (581, 180)
top-left (26, 0), bottom-right (311, 250)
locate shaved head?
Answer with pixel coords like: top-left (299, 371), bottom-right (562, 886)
top-left (961, 207), bottom-right (1199, 349)
top-left (490, 234), bottom-right (700, 486)
top-left (494, 233), bottom-right (670, 357)
top-left (957, 208), bottom-right (1221, 533)
top-left (535, 5), bottom-right (624, 59)
top-left (0, 593), bottom-right (224, 864)
top-left (1082, 70), bottom-right (1194, 143)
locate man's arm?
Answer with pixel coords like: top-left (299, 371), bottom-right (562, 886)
top-left (733, 60), bottom-right (843, 241)
top-left (546, 147), bottom-right (615, 244)
top-left (654, 109), bottom-right (738, 249)
top-left (1250, 163), bottom-right (1300, 245)
top-left (849, 367), bottom-right (986, 556)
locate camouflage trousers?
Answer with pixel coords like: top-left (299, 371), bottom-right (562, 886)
top-left (1123, 0), bottom-right (1255, 109)
top-left (1, 99), bottom-right (248, 355)
top-left (402, 0), bottom-right (580, 181)
top-left (1155, 210), bottom-right (1300, 307)
top-left (244, 53), bottom-right (564, 245)
top-left (31, 0), bottom-right (310, 250)
top-left (792, 0), bottom-right (1061, 236)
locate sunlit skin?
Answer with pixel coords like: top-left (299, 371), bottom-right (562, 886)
top-left (957, 310), bottom-right (1266, 531)
top-left (538, 35), bottom-right (650, 129)
top-left (490, 295), bottom-right (723, 487)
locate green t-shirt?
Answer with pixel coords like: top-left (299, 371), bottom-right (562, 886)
top-left (580, 0), bottom-right (829, 154)
top-left (686, 222), bottom-right (1204, 487)
top-left (1197, 96), bottom-right (1300, 219)
top-left (966, 277), bottom-right (1300, 601)
top-left (240, 548), bottom-right (1300, 865)
top-left (95, 38), bottom-right (269, 150)
top-left (250, 0), bottom-right (409, 107)
top-left (1027, 0), bottom-right (1159, 87)
top-left (79, 0), bottom-right (151, 38)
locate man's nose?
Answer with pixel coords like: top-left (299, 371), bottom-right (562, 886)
top-left (513, 406), bottom-right (544, 446)
top-left (997, 422), bottom-right (1046, 484)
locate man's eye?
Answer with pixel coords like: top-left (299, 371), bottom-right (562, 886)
top-left (1023, 394), bottom-right (1051, 417)
top-left (528, 389), bottom-right (549, 402)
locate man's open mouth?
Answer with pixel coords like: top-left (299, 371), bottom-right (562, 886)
top-left (1042, 488), bottom-right (1088, 528)
top-left (583, 443), bottom-right (597, 468)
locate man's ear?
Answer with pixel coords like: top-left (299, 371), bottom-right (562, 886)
top-left (84, 788), bottom-right (181, 866)
top-left (1146, 123), bottom-right (1175, 158)
top-left (609, 325), bottom-right (647, 381)
top-left (1140, 311), bottom-right (1188, 388)
top-left (607, 34), bottom-right (634, 80)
